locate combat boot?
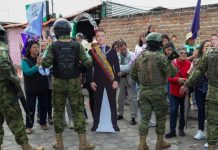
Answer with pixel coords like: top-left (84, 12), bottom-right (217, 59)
top-left (21, 143), bottom-right (44, 150)
top-left (53, 134), bottom-right (64, 150)
top-left (79, 134), bottom-right (95, 150)
top-left (208, 145), bottom-right (216, 150)
top-left (156, 134), bottom-right (171, 150)
top-left (138, 135), bottom-right (149, 150)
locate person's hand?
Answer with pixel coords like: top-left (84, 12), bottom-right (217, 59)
top-left (36, 56), bottom-right (42, 66)
top-left (118, 72), bottom-right (123, 77)
top-left (180, 85), bottom-right (188, 95)
top-left (90, 82), bottom-right (97, 91)
top-left (178, 78), bottom-right (186, 85)
top-left (112, 81), bottom-right (118, 89)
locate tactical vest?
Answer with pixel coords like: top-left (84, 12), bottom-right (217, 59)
top-left (137, 51), bottom-right (164, 86)
top-left (52, 40), bottom-right (80, 79)
top-left (208, 48), bottom-right (218, 88)
top-left (0, 43), bottom-right (11, 81)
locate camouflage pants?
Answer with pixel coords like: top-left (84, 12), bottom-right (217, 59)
top-left (52, 77), bottom-right (86, 134)
top-left (207, 100), bottom-right (218, 145)
top-left (0, 82), bottom-right (28, 146)
top-left (139, 86), bottom-right (168, 135)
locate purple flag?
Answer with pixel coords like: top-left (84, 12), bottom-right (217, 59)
top-left (191, 0), bottom-right (201, 39)
top-left (21, 2), bottom-right (43, 56)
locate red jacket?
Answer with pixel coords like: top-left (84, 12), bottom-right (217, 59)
top-left (168, 59), bottom-right (191, 97)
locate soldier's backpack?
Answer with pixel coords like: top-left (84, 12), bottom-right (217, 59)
top-left (208, 48), bottom-right (218, 88)
top-left (137, 51), bottom-right (164, 86)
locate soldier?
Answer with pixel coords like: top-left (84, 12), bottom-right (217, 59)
top-left (180, 47), bottom-right (218, 150)
top-left (0, 25), bottom-right (44, 150)
top-left (131, 32), bottom-right (177, 150)
top-left (41, 19), bottom-right (94, 150)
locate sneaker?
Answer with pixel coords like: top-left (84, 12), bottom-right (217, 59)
top-left (26, 128), bottom-right (32, 134)
top-left (204, 143), bottom-right (208, 148)
top-left (165, 132), bottom-right (176, 138)
top-left (41, 124), bottom-right (48, 130)
top-left (179, 130), bottom-right (186, 137)
top-left (130, 118), bottom-right (137, 125)
top-left (117, 115), bottom-right (123, 120)
top-left (194, 130), bottom-right (205, 140)
top-left (68, 121), bottom-right (74, 129)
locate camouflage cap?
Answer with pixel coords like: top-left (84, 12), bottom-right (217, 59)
top-left (146, 32), bottom-right (162, 42)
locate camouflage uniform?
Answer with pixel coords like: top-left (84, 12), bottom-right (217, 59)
top-left (0, 41), bottom-right (28, 146)
top-left (132, 51), bottom-right (177, 134)
top-left (131, 32), bottom-right (177, 150)
top-left (184, 48), bottom-right (218, 149)
top-left (0, 25), bottom-right (44, 150)
top-left (41, 17), bottom-right (94, 150)
top-left (42, 38), bottom-right (91, 134)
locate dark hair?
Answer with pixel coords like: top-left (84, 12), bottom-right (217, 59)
top-left (147, 25), bottom-right (154, 34)
top-left (111, 40), bottom-right (119, 49)
top-left (138, 32), bottom-right (147, 47)
top-left (118, 39), bottom-right (127, 47)
top-left (162, 34), bottom-right (170, 42)
top-left (171, 34), bottom-right (177, 38)
top-left (41, 40), bottom-right (48, 45)
top-left (211, 34), bottom-right (218, 38)
top-left (198, 40), bottom-right (211, 57)
top-left (163, 42), bottom-right (175, 55)
top-left (25, 41), bottom-right (39, 58)
top-left (178, 47), bottom-right (187, 52)
top-left (147, 41), bottom-right (161, 51)
top-left (95, 28), bottom-right (105, 35)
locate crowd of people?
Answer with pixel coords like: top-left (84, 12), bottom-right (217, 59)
top-left (0, 17), bottom-right (218, 150)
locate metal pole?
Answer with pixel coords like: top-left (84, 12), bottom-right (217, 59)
top-left (51, 0), bottom-right (54, 17)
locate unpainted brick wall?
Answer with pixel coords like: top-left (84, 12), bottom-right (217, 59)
top-left (99, 4), bottom-right (218, 51)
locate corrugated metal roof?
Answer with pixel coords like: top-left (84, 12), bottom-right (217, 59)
top-left (64, 4), bottom-right (102, 20)
top-left (106, 1), bottom-right (148, 17)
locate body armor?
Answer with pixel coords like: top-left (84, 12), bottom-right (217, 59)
top-left (52, 40), bottom-right (80, 79)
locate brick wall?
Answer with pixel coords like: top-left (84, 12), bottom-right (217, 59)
top-left (99, 4), bottom-right (218, 51)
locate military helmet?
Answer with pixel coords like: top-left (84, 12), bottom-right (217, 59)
top-left (146, 32), bottom-right (162, 42)
top-left (0, 25), bottom-right (6, 35)
top-left (53, 18), bottom-right (71, 38)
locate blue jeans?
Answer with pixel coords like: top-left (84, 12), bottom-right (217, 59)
top-left (169, 94), bottom-right (185, 133)
top-left (195, 89), bottom-right (206, 131)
